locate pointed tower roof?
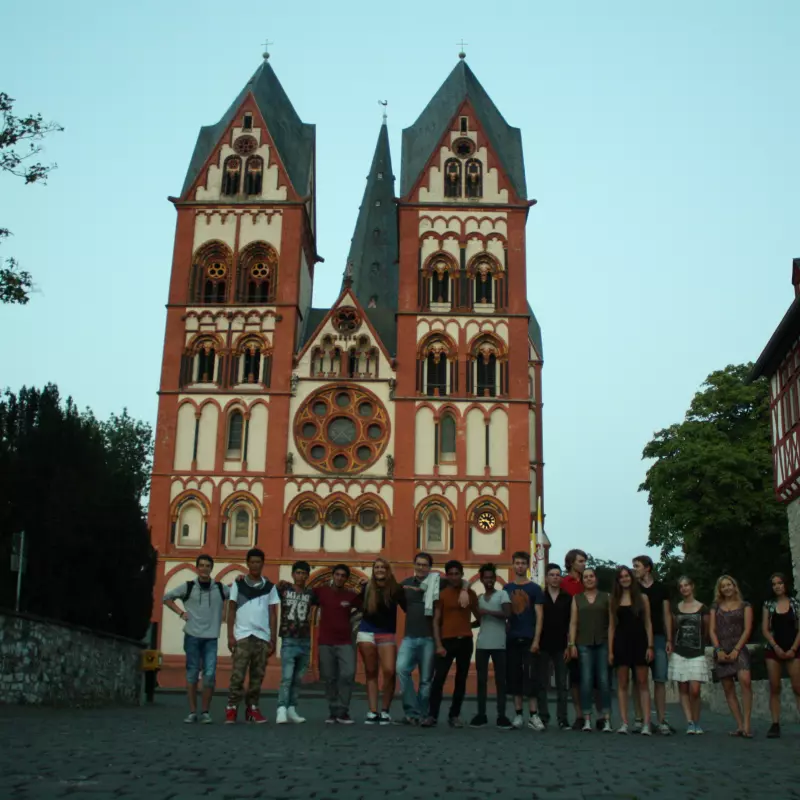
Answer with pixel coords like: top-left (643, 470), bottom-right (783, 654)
top-left (400, 60), bottom-right (527, 200)
top-left (181, 58), bottom-right (315, 197)
top-left (340, 122), bottom-right (399, 353)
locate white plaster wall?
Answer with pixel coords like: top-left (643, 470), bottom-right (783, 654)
top-left (174, 404), bottom-right (196, 471)
top-left (294, 526), bottom-right (321, 551)
top-left (355, 528), bottom-right (382, 553)
top-left (238, 211), bottom-right (284, 250)
top-left (196, 405), bottom-right (219, 471)
top-left (248, 404), bottom-right (268, 472)
top-left (192, 212), bottom-right (237, 250)
top-left (489, 410), bottom-right (509, 476)
top-left (415, 407), bottom-right (435, 474)
top-left (324, 528), bottom-right (350, 552)
top-left (466, 409), bottom-right (485, 475)
top-left (471, 527), bottom-right (503, 555)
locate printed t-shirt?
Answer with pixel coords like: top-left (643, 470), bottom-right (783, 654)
top-left (540, 590), bottom-right (572, 652)
top-left (439, 585), bottom-right (478, 639)
top-left (315, 585), bottom-right (362, 646)
top-left (560, 574), bottom-right (584, 597)
top-left (277, 584), bottom-right (318, 639)
top-left (229, 576), bottom-right (280, 643)
top-left (639, 581), bottom-right (669, 637)
top-left (674, 603), bottom-right (709, 658)
top-left (505, 581), bottom-right (545, 639)
top-left (477, 589), bottom-right (510, 650)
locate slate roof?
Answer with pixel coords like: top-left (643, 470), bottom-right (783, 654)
top-left (527, 302), bottom-right (544, 359)
top-left (340, 123), bottom-right (399, 355)
top-left (181, 58), bottom-right (315, 198)
top-left (400, 60), bottom-right (527, 201)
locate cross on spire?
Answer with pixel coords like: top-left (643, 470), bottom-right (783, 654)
top-left (378, 100), bottom-right (388, 124)
top-left (261, 39), bottom-right (274, 60)
top-left (457, 39), bottom-right (468, 59)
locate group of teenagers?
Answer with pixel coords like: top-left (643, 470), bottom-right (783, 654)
top-left (163, 546), bottom-right (800, 738)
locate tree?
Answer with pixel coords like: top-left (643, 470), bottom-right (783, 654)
top-left (639, 363), bottom-right (790, 608)
top-left (1, 92), bottom-right (63, 304)
top-left (0, 385), bottom-right (156, 638)
top-left (586, 554), bottom-right (621, 592)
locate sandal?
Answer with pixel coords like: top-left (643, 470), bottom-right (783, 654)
top-left (728, 730), bottom-right (744, 737)
top-left (742, 731), bottom-right (753, 738)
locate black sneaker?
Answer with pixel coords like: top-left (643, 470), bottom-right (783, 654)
top-left (558, 719), bottom-right (570, 730)
top-left (337, 713), bottom-right (354, 725)
top-left (767, 723), bottom-right (781, 739)
top-left (595, 718), bottom-right (604, 731)
top-left (571, 717), bottom-right (584, 731)
top-left (325, 714), bottom-right (338, 724)
top-left (364, 712), bottom-right (380, 725)
top-left (497, 715), bottom-right (514, 730)
top-left (469, 714), bottom-right (488, 728)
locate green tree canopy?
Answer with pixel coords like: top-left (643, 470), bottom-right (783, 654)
top-left (0, 385), bottom-right (155, 638)
top-left (639, 363), bottom-right (789, 608)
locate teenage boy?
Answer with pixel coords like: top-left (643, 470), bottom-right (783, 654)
top-left (560, 548), bottom-right (587, 729)
top-left (537, 563), bottom-right (571, 730)
top-left (470, 563), bottom-right (512, 729)
top-left (163, 554), bottom-right (229, 723)
top-left (225, 548), bottom-right (280, 724)
top-left (505, 551), bottom-right (545, 730)
top-left (397, 553), bottom-right (469, 725)
top-left (314, 564), bottom-right (361, 724)
top-left (632, 554), bottom-right (673, 735)
top-left (276, 560), bottom-right (318, 724)
top-left (422, 560), bottom-right (479, 728)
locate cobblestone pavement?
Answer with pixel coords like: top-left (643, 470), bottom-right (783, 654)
top-left (1, 694), bottom-right (799, 800)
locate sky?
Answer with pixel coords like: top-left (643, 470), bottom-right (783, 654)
top-left (1, 1), bottom-right (798, 564)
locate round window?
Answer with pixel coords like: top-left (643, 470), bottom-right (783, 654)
top-left (301, 423), bottom-right (317, 438)
top-left (327, 507), bottom-right (348, 529)
top-left (328, 417), bottom-right (357, 445)
top-left (358, 402), bottom-right (373, 417)
top-left (336, 392), bottom-right (351, 408)
top-left (358, 507), bottom-right (379, 529)
top-left (310, 444), bottom-right (326, 460)
top-left (296, 506), bottom-right (318, 529)
top-left (332, 454), bottom-right (349, 470)
top-left (356, 445), bottom-right (372, 462)
top-left (367, 424), bottom-right (382, 440)
top-left (313, 401), bottom-right (327, 416)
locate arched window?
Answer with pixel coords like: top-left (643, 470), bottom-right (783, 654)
top-left (242, 341), bottom-right (262, 384)
top-left (195, 340), bottom-right (217, 383)
top-left (465, 158), bottom-right (483, 198)
top-left (190, 241), bottom-right (231, 304)
top-left (348, 335), bottom-right (377, 379)
top-left (475, 341), bottom-right (498, 398)
top-left (444, 158), bottom-right (462, 198)
top-left (244, 156), bottom-right (263, 195)
top-left (229, 507), bottom-right (252, 545)
top-left (473, 259), bottom-right (494, 305)
top-left (429, 258), bottom-right (453, 306)
top-left (418, 336), bottom-right (454, 397)
top-left (175, 500), bottom-right (204, 546)
top-left (439, 414), bottom-right (456, 463)
top-left (221, 156), bottom-right (241, 196)
top-left (238, 242), bottom-right (278, 303)
top-left (226, 411), bottom-right (244, 458)
top-left (312, 334), bottom-right (342, 377)
top-left (427, 352), bottom-right (447, 397)
top-left (419, 503), bottom-right (449, 552)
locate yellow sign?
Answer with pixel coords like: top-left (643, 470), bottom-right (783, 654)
top-left (140, 650), bottom-right (162, 672)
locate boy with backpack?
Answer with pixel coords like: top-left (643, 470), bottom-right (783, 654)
top-left (163, 553), bottom-right (229, 723)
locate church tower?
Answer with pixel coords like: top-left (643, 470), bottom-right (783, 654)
top-left (148, 56), bottom-right (544, 689)
top-left (392, 57), bottom-right (544, 566)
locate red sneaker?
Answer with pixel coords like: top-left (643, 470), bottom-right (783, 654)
top-left (224, 706), bottom-right (237, 725)
top-left (246, 705), bottom-right (267, 724)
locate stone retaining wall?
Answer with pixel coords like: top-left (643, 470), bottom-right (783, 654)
top-left (0, 611), bottom-right (142, 707)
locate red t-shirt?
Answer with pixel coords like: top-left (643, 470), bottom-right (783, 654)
top-left (560, 574), bottom-right (584, 597)
top-left (315, 585), bottom-right (362, 646)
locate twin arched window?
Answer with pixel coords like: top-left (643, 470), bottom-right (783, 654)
top-left (190, 241), bottom-right (278, 305)
top-left (222, 155), bottom-right (263, 197)
top-left (443, 157), bottom-right (482, 199)
top-left (419, 252), bottom-right (502, 311)
top-left (191, 241), bottom-right (230, 304)
top-left (237, 242), bottom-right (278, 303)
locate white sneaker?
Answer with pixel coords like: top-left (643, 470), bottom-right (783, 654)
top-left (633, 718), bottom-right (643, 733)
top-left (276, 706), bottom-right (288, 724)
top-left (616, 723), bottom-right (629, 734)
top-left (527, 713), bottom-right (545, 731)
top-left (512, 713), bottom-right (524, 729)
top-left (287, 706), bottom-right (306, 724)
top-left (641, 723), bottom-right (652, 736)
top-left (183, 712), bottom-right (197, 724)
top-left (582, 718), bottom-right (592, 732)
top-left (602, 719), bottom-right (613, 733)
top-left (379, 711), bottom-right (392, 725)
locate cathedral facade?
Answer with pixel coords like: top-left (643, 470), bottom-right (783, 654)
top-left (149, 56), bottom-right (545, 688)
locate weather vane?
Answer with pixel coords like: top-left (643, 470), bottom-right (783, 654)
top-left (378, 100), bottom-right (388, 123)
top-left (457, 39), bottom-right (468, 59)
top-left (262, 39), bottom-right (274, 60)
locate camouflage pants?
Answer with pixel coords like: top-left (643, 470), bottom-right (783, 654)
top-left (227, 635), bottom-right (270, 708)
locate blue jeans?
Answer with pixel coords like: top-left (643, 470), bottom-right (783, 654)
top-left (578, 643), bottom-right (611, 715)
top-left (184, 634), bottom-right (218, 686)
top-left (397, 637), bottom-right (435, 719)
top-left (278, 638), bottom-right (311, 709)
top-left (651, 634), bottom-right (668, 683)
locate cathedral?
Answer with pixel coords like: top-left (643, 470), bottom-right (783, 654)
top-left (149, 54), bottom-right (545, 688)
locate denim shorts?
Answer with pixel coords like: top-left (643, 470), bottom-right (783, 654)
top-left (184, 634), bottom-right (219, 685)
top-left (650, 634), bottom-right (668, 683)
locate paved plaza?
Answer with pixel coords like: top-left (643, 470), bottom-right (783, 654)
top-left (1, 694), bottom-right (798, 800)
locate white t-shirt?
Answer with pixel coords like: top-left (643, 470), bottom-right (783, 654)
top-left (229, 577), bottom-right (280, 643)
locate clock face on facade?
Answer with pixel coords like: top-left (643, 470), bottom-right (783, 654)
top-left (294, 384), bottom-right (390, 475)
top-left (476, 510), bottom-right (498, 532)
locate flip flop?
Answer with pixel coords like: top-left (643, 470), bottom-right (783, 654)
top-left (728, 730), bottom-right (744, 737)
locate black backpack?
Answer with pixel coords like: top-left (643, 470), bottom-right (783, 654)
top-left (183, 580), bottom-right (226, 603)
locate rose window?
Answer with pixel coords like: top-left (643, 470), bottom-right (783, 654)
top-left (250, 262), bottom-right (271, 279)
top-left (294, 384), bottom-right (389, 474)
top-left (207, 262), bottom-right (227, 279)
top-left (332, 307), bottom-right (361, 334)
top-left (234, 135), bottom-right (258, 155)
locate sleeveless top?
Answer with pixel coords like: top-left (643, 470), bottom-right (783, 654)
top-left (764, 597), bottom-right (800, 651)
top-left (575, 592), bottom-right (610, 646)
top-left (673, 603), bottom-right (708, 658)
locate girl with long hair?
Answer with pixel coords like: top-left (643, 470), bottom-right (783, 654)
top-left (669, 576), bottom-right (710, 734)
top-left (357, 558), bottom-right (405, 724)
top-left (568, 567), bottom-right (612, 732)
top-left (608, 566), bottom-right (654, 735)
top-left (762, 572), bottom-right (800, 738)
top-left (709, 575), bottom-right (753, 737)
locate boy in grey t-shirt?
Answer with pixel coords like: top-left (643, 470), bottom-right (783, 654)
top-left (470, 563), bottom-right (512, 729)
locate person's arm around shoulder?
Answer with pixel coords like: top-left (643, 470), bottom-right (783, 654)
top-left (468, 588), bottom-right (480, 622)
top-left (500, 589), bottom-right (511, 619)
